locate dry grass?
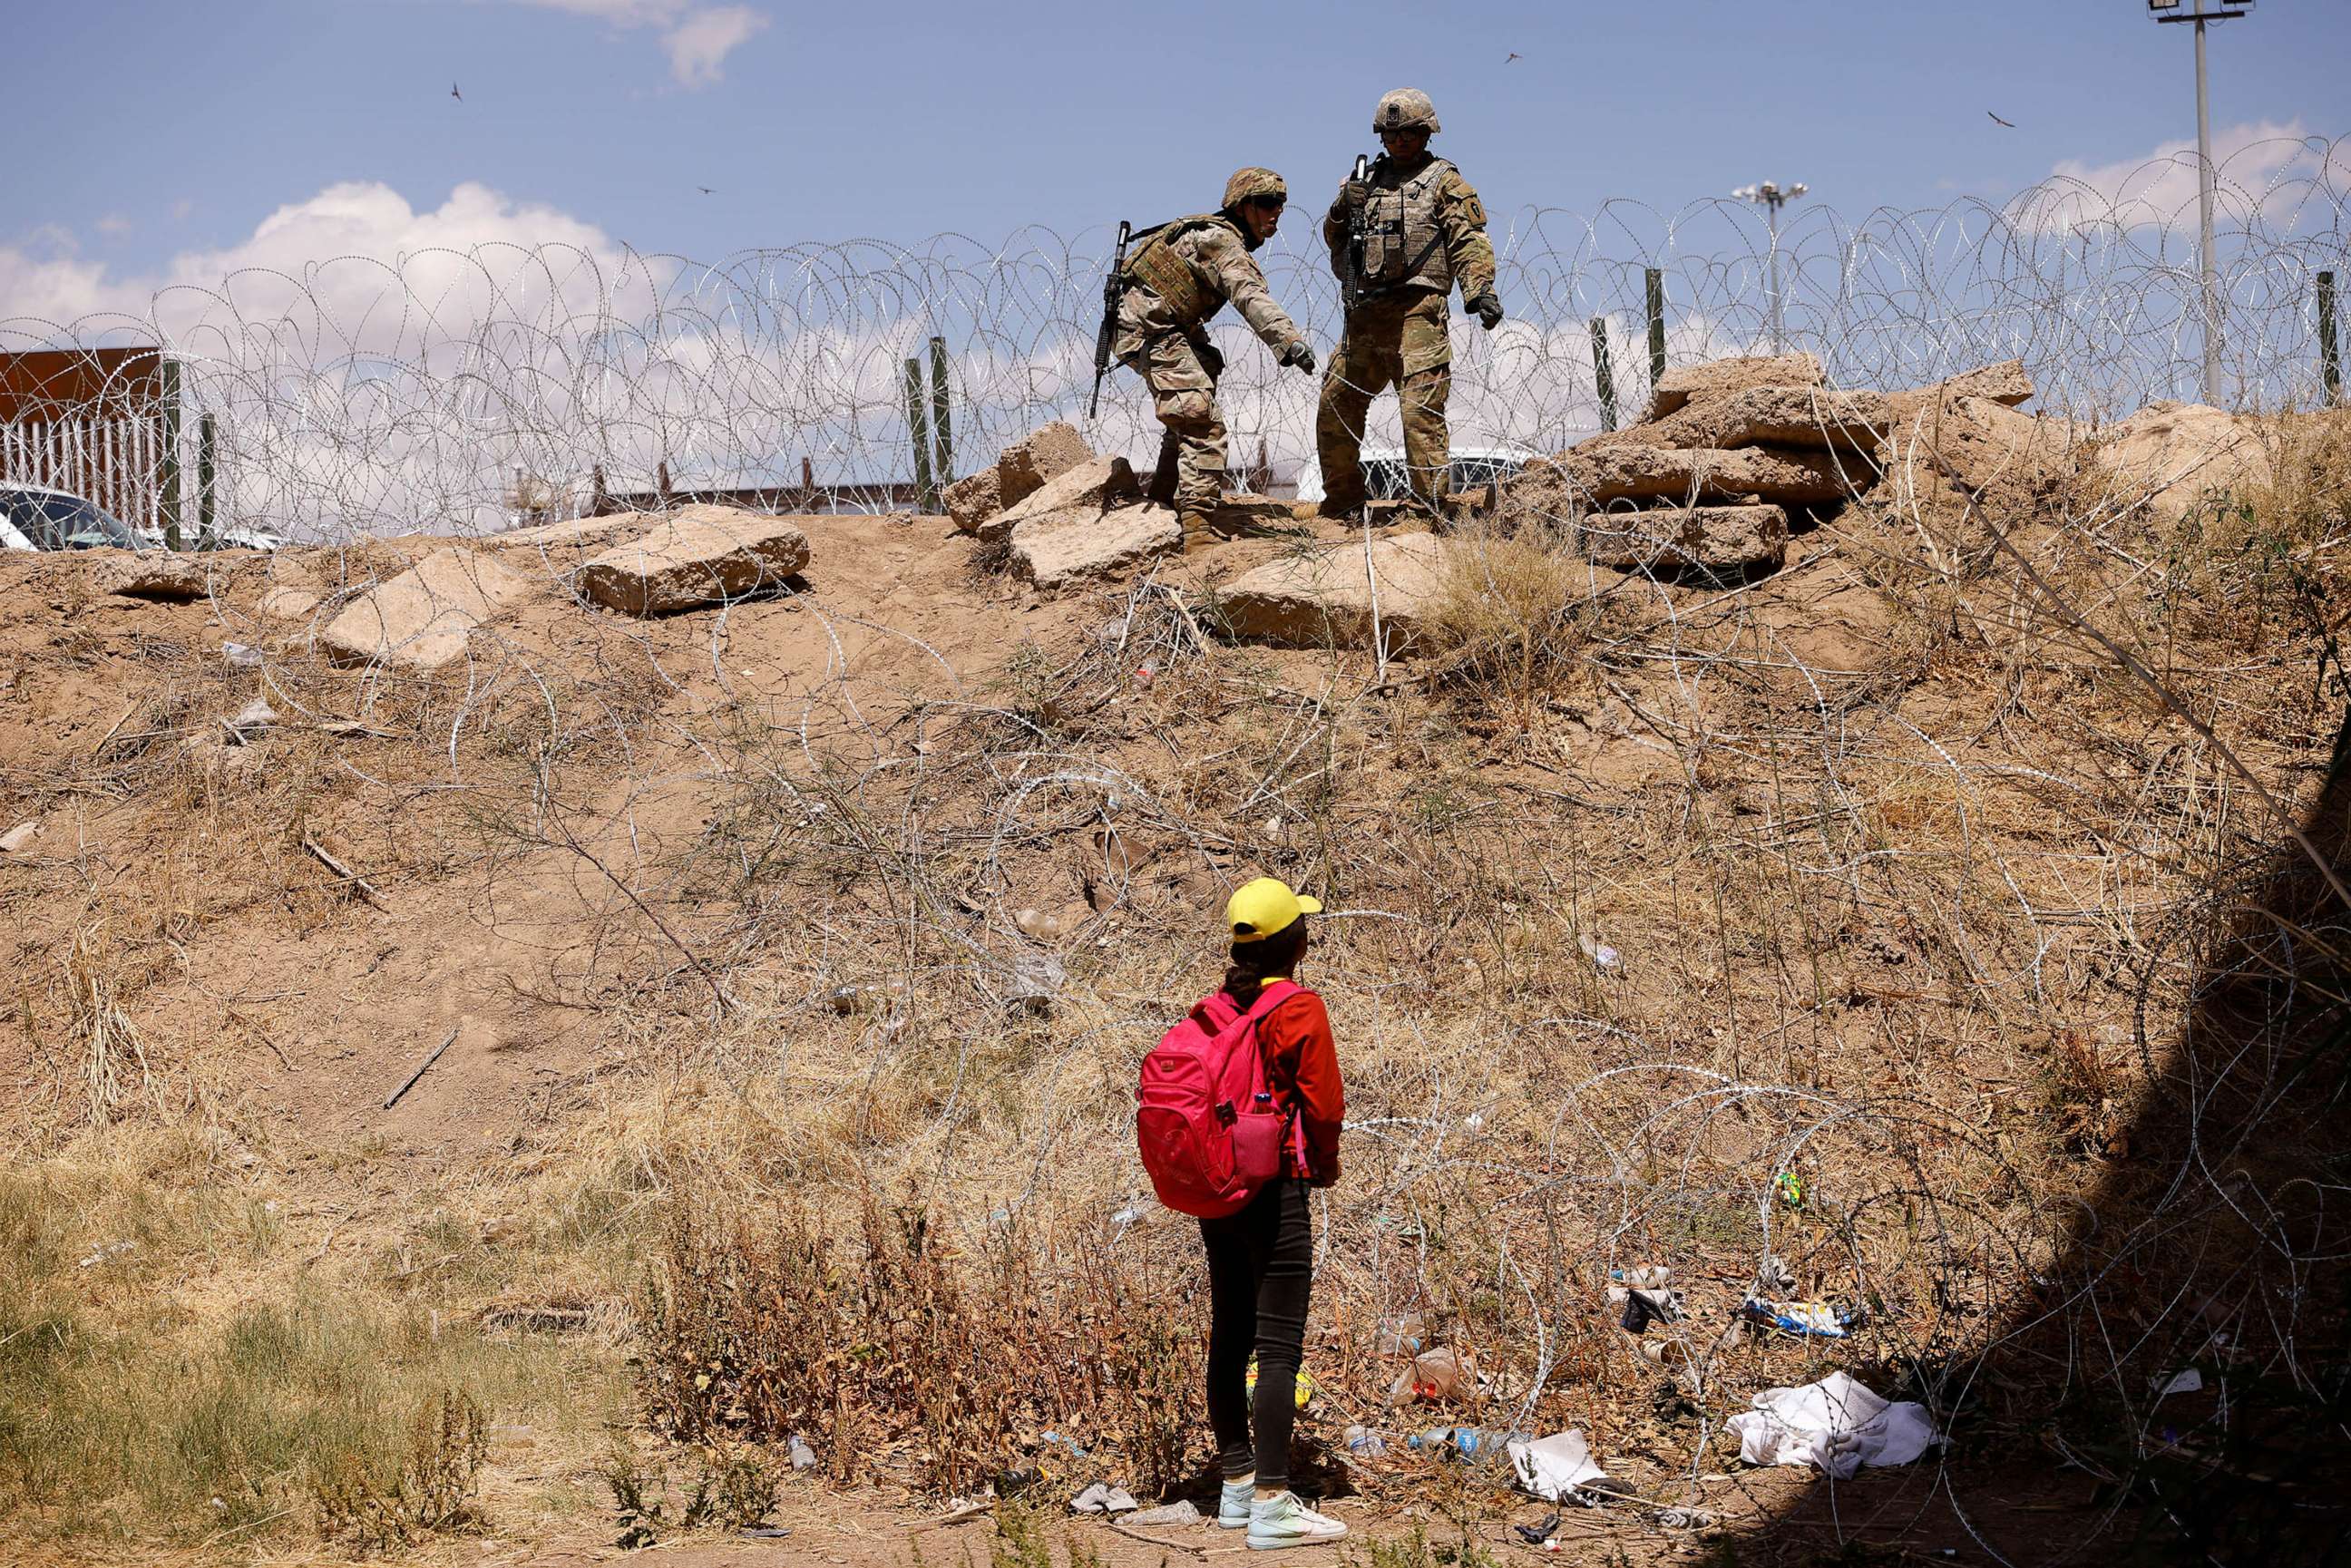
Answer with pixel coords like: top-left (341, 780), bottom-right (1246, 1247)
top-left (0, 421), bottom-right (2345, 1559)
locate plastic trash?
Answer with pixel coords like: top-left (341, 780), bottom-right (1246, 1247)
top-left (1741, 1297), bottom-right (1853, 1339)
top-left (1576, 932), bottom-right (1621, 972)
top-left (1409, 1427), bottom-right (1528, 1467)
top-left (1724, 1371), bottom-right (1936, 1480)
top-left (1376, 1310), bottom-right (1430, 1357)
top-left (1775, 1172), bottom-right (1805, 1209)
top-left (1609, 1265), bottom-right (1669, 1289)
top-left (1125, 1500), bottom-right (1200, 1527)
top-left (1390, 1345), bottom-right (1475, 1402)
top-left (1342, 1426), bottom-right (1388, 1456)
top-left (1514, 1513), bottom-right (1560, 1544)
top-left (787, 1435), bottom-right (816, 1471)
top-left (1506, 1430), bottom-right (1608, 1501)
top-left (221, 642), bottom-right (263, 668)
top-left (1607, 1284), bottom-right (1683, 1333)
top-left (2151, 1368), bottom-right (2203, 1397)
top-left (1068, 1483), bottom-right (1137, 1515)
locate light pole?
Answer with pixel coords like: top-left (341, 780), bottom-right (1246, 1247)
top-left (1734, 180), bottom-right (1808, 352)
top-left (2150, 0), bottom-right (2254, 404)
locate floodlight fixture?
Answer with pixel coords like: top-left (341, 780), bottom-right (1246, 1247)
top-left (1735, 179), bottom-right (1811, 349)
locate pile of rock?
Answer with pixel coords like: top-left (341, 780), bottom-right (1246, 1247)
top-left (948, 420), bottom-right (1184, 590)
top-left (1503, 353), bottom-right (2066, 573)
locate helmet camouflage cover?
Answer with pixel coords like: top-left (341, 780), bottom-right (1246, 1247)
top-left (1223, 167), bottom-right (1288, 209)
top-left (1372, 87), bottom-right (1439, 134)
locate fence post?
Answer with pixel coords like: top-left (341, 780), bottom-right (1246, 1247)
top-left (1589, 317), bottom-right (1618, 433)
top-left (2320, 270), bottom-right (2343, 402)
top-left (158, 357), bottom-right (182, 550)
top-left (902, 356), bottom-right (934, 512)
top-left (198, 414), bottom-right (216, 542)
top-left (1645, 268), bottom-right (1666, 395)
top-left (927, 336), bottom-right (952, 493)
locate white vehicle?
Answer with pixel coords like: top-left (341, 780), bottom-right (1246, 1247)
top-left (1293, 445), bottom-right (1537, 504)
top-left (0, 482), bottom-right (144, 551)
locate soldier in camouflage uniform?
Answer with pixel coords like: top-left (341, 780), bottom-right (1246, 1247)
top-left (1115, 168), bottom-right (1318, 550)
top-left (1316, 88), bottom-right (1502, 519)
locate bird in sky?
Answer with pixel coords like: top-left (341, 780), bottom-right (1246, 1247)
top-left (451, 82), bottom-right (463, 102)
top-left (1505, 52), bottom-right (1522, 63)
top-left (697, 186), bottom-right (715, 196)
top-left (1987, 111), bottom-right (2015, 128)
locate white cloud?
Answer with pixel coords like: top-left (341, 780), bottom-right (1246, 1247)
top-left (661, 5), bottom-right (767, 87)
top-left (509, 0), bottom-right (769, 88)
top-left (1, 180), bottom-right (653, 343)
top-left (2018, 120), bottom-right (2346, 232)
top-left (95, 215), bottom-right (133, 240)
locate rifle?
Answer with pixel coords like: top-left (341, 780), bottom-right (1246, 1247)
top-left (1088, 219), bottom-right (1134, 419)
top-left (1342, 154), bottom-right (1372, 313)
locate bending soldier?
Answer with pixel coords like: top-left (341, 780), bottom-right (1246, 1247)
top-left (1115, 168), bottom-right (1317, 551)
top-left (1317, 88), bottom-right (1501, 520)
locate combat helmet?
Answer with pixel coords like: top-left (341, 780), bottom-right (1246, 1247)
top-left (1223, 167), bottom-right (1288, 209)
top-left (1372, 87), bottom-right (1439, 135)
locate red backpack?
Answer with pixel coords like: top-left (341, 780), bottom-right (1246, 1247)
top-left (1136, 980), bottom-right (1309, 1219)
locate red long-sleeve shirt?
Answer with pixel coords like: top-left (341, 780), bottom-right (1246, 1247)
top-left (1239, 986), bottom-right (1344, 1181)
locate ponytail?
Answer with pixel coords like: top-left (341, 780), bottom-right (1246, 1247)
top-left (1223, 920), bottom-right (1309, 1008)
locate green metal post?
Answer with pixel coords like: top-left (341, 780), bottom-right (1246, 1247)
top-left (902, 356), bottom-right (934, 512)
top-left (198, 413), bottom-right (217, 544)
top-left (927, 336), bottom-right (953, 492)
top-left (1645, 268), bottom-right (1667, 394)
top-left (158, 357), bottom-right (182, 550)
top-left (1589, 317), bottom-right (1618, 433)
top-left (2319, 270), bottom-right (2343, 402)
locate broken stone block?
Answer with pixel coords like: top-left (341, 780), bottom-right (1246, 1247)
top-left (2077, 401), bottom-right (2271, 526)
top-left (578, 505), bottom-right (811, 618)
top-left (1644, 352), bottom-right (1824, 422)
top-left (996, 421), bottom-right (1094, 510)
top-left (943, 467), bottom-right (1002, 535)
top-left (257, 585), bottom-right (321, 621)
top-left (1874, 394), bottom-right (2077, 509)
top-left (1010, 502), bottom-right (1182, 590)
top-left (1580, 504), bottom-right (1789, 574)
top-left (977, 456), bottom-right (1141, 544)
top-left (321, 547), bottom-right (529, 671)
top-left (1886, 361), bottom-right (2035, 425)
top-left (87, 553), bottom-right (210, 600)
top-left (491, 512), bottom-right (654, 560)
top-left (1642, 387), bottom-right (1893, 453)
top-left (1562, 443), bottom-right (1857, 505)
top-left (1214, 531), bottom-right (1449, 651)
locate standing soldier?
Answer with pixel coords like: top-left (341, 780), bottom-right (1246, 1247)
top-left (1115, 169), bottom-right (1318, 552)
top-left (1316, 89), bottom-right (1502, 520)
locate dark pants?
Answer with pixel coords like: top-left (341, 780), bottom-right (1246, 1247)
top-left (1199, 1179), bottom-right (1313, 1489)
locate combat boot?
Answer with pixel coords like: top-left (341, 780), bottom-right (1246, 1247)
top-left (1177, 508), bottom-right (1219, 556)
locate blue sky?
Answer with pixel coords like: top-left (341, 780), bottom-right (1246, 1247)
top-left (7, 0), bottom-right (2346, 290)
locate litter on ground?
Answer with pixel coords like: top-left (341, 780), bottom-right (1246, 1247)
top-left (1507, 1429), bottom-right (1609, 1501)
top-left (1724, 1371), bottom-right (1936, 1479)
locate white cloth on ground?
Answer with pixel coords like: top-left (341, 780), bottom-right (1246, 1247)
top-left (1723, 1371), bottom-right (1936, 1481)
top-left (1507, 1429), bottom-right (1608, 1501)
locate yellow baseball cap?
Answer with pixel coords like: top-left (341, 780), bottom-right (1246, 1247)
top-left (1225, 877), bottom-right (1322, 943)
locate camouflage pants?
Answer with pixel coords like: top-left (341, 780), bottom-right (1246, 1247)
top-left (1315, 290), bottom-right (1453, 514)
top-left (1123, 331), bottom-right (1227, 512)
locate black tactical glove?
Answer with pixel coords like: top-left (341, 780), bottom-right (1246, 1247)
top-left (1282, 339), bottom-right (1318, 375)
top-left (1467, 293), bottom-right (1504, 331)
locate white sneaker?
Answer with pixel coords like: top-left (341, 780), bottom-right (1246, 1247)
top-left (1219, 1476), bottom-right (1254, 1530)
top-left (1247, 1491), bottom-right (1347, 1551)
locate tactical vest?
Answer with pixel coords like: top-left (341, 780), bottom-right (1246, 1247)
top-left (1361, 158), bottom-right (1457, 297)
top-left (1124, 214), bottom-right (1245, 330)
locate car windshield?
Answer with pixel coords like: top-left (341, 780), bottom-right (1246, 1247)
top-left (0, 490), bottom-right (142, 550)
